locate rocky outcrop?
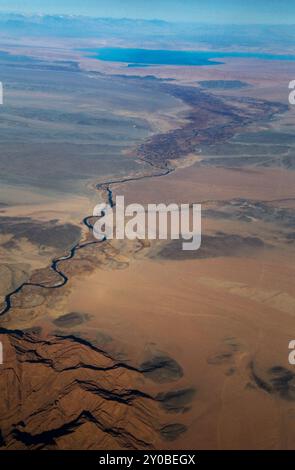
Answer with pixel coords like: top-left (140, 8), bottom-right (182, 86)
top-left (0, 328), bottom-right (190, 450)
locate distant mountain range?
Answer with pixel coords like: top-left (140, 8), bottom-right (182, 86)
top-left (0, 13), bottom-right (294, 52)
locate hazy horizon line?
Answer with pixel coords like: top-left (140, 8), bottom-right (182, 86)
top-left (0, 11), bottom-right (294, 26)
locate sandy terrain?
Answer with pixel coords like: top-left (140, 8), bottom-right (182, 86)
top-left (1, 41), bottom-right (295, 450)
top-left (119, 165), bottom-right (295, 205)
top-left (65, 250), bottom-right (295, 449)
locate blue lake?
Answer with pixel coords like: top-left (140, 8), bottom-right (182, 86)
top-left (84, 47), bottom-right (295, 67)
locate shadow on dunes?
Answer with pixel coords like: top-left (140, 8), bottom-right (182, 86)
top-left (156, 388), bottom-right (196, 413)
top-left (140, 355), bottom-right (183, 383)
top-left (250, 362), bottom-right (295, 401)
top-left (52, 312), bottom-right (89, 328)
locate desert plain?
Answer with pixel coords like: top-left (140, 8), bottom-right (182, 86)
top-left (0, 31), bottom-right (295, 450)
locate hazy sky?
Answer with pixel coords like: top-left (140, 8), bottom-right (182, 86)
top-left (0, 0), bottom-right (295, 24)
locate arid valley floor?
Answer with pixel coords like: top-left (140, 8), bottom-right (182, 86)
top-left (0, 31), bottom-right (295, 450)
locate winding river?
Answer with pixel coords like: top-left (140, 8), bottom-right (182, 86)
top-left (0, 165), bottom-right (174, 317)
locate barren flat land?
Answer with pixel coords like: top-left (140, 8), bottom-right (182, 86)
top-left (1, 23), bottom-right (295, 450)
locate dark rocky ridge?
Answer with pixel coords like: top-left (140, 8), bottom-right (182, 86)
top-left (0, 328), bottom-right (191, 449)
top-left (156, 233), bottom-right (266, 260)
